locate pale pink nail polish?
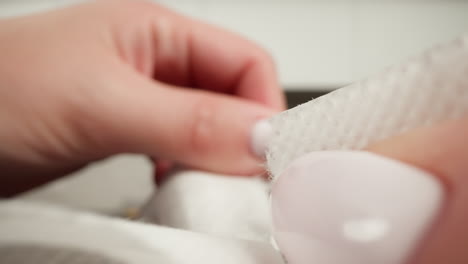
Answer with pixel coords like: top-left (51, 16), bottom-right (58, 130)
top-left (271, 151), bottom-right (444, 264)
top-left (250, 119), bottom-right (273, 158)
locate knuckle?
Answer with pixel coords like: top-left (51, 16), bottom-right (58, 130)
top-left (187, 98), bottom-right (220, 156)
top-left (249, 45), bottom-right (275, 66)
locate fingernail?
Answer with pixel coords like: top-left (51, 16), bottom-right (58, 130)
top-left (271, 151), bottom-right (444, 264)
top-left (250, 119), bottom-right (273, 159)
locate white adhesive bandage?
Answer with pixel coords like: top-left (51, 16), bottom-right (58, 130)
top-left (266, 34), bottom-right (468, 179)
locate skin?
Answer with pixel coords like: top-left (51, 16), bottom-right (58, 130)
top-left (0, 0), bottom-right (285, 196)
top-left (367, 119), bottom-right (468, 263)
top-left (0, 0), bottom-right (466, 262)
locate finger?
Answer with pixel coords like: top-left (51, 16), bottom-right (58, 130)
top-left (367, 119), bottom-right (468, 264)
top-left (270, 119), bottom-right (468, 264)
top-left (103, 71), bottom-right (275, 176)
top-left (128, 3), bottom-right (286, 110)
top-left (186, 21), bottom-right (286, 110)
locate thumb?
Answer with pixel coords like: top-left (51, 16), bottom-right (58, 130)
top-left (367, 119), bottom-right (468, 264)
top-left (270, 119), bottom-right (468, 264)
top-left (104, 73), bottom-right (276, 176)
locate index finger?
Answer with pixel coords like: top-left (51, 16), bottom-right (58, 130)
top-left (189, 20), bottom-right (286, 110)
top-left (148, 5), bottom-right (286, 110)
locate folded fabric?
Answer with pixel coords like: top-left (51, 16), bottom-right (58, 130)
top-left (0, 198), bottom-right (283, 264)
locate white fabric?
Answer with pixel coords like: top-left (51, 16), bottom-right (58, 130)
top-left (141, 170), bottom-right (273, 243)
top-left (267, 34), bottom-right (468, 179)
top-left (0, 200), bottom-right (283, 264)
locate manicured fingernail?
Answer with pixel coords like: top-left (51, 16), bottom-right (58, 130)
top-left (250, 119), bottom-right (273, 158)
top-left (271, 151), bottom-right (444, 264)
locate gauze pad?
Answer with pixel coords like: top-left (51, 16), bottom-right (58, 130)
top-left (266, 34), bottom-right (468, 179)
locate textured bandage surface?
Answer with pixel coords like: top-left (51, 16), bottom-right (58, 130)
top-left (267, 34), bottom-right (468, 179)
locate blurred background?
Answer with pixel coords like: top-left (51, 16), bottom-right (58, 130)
top-left (3, 0), bottom-right (467, 214)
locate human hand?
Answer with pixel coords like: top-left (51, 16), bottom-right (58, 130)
top-left (0, 0), bottom-right (285, 196)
